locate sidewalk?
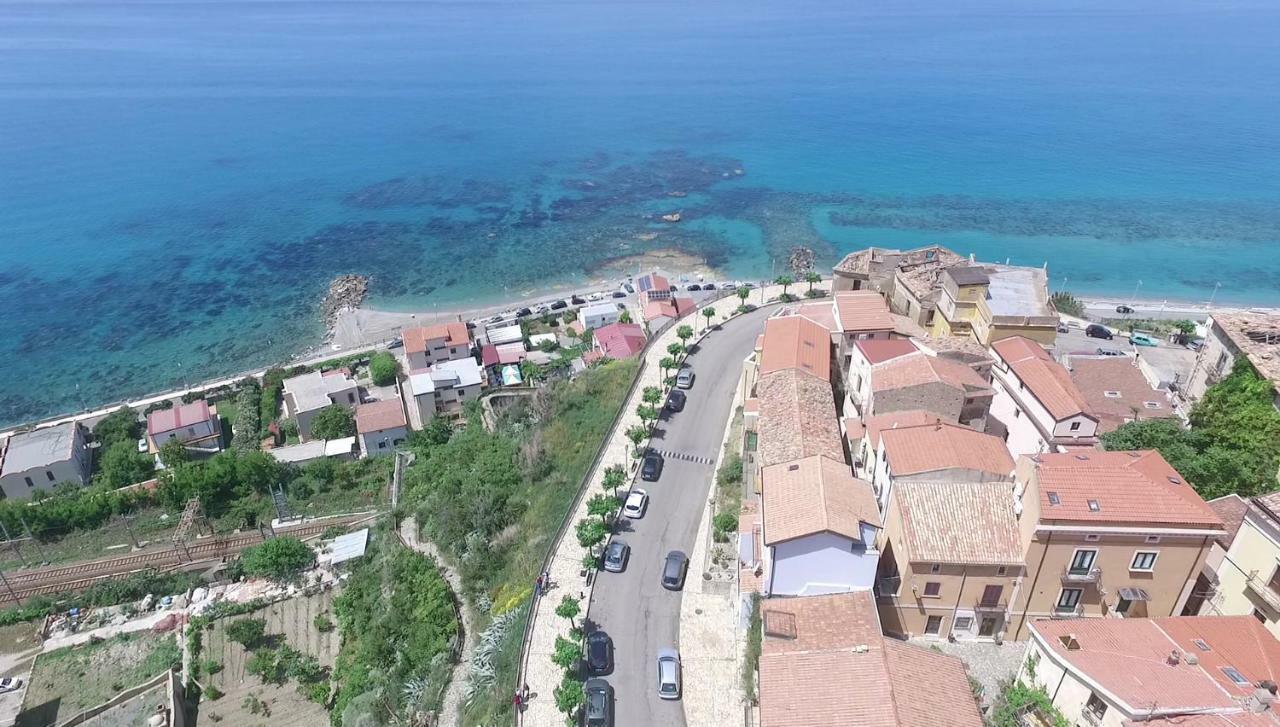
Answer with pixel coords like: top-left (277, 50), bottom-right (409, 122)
top-left (518, 281), bottom-right (825, 726)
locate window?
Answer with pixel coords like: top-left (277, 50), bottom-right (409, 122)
top-left (1070, 549), bottom-right (1097, 574)
top-left (347, 393), bottom-right (355, 403)
top-left (1013, 407), bottom-right (1021, 419)
top-left (1057, 588), bottom-right (1083, 611)
top-left (1145, 535), bottom-right (1162, 544)
top-left (1222, 667), bottom-right (1250, 687)
top-left (1255, 609), bottom-right (1268, 623)
top-left (980, 585), bottom-right (1004, 607)
top-left (1144, 401), bottom-right (1162, 410)
top-left (1070, 421), bottom-right (1081, 431)
top-left (930, 563), bottom-right (941, 574)
top-left (996, 566), bottom-right (1008, 577)
top-left (1131, 551), bottom-right (1158, 571)
top-left (1087, 499), bottom-right (1101, 512)
top-left (23, 477), bottom-right (33, 488)
top-left (954, 617), bottom-right (973, 632)
top-left (925, 616), bottom-right (943, 635)
top-left (1103, 390), bottom-right (1122, 398)
top-left (1193, 639), bottom-right (1211, 652)
top-left (1047, 492), bottom-right (1061, 506)
top-left (45, 471), bottom-right (55, 482)
top-left (378, 441), bottom-right (387, 449)
top-left (923, 582), bottom-right (941, 597)
top-left (1085, 693), bottom-right (1108, 722)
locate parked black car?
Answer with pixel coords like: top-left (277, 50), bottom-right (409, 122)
top-left (585, 631), bottom-right (614, 675)
top-left (686, 283), bottom-right (701, 291)
top-left (666, 389), bottom-right (687, 412)
top-left (550, 300), bottom-right (569, 310)
top-left (516, 307), bottom-right (533, 317)
top-left (1115, 304), bottom-right (1135, 314)
top-left (1085, 324), bottom-right (1113, 340)
top-left (611, 291), bottom-right (627, 299)
top-left (583, 678), bottom-right (614, 726)
top-left (571, 295), bottom-right (586, 305)
top-left (641, 451), bottom-right (664, 481)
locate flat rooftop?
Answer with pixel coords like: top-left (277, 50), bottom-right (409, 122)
top-left (0, 422), bottom-right (79, 475)
top-left (284, 370), bottom-right (356, 412)
top-left (985, 264), bottom-right (1055, 323)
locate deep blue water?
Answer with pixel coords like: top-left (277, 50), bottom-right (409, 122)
top-left (2, 0), bottom-right (1280, 425)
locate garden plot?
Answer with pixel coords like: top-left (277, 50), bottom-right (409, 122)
top-left (197, 589), bottom-right (340, 727)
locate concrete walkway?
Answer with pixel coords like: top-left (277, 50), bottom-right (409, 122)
top-left (518, 281), bottom-right (822, 727)
top-left (400, 517), bottom-right (477, 727)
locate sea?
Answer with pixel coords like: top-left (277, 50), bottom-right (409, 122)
top-left (2, 0), bottom-right (1280, 426)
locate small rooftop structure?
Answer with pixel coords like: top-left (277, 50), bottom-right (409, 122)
top-left (354, 399), bottom-right (406, 433)
top-left (283, 370), bottom-right (357, 413)
top-left (485, 323), bottom-right (524, 346)
top-left (501, 364), bottom-right (523, 386)
top-left (944, 265), bottom-right (990, 287)
top-left (147, 400), bottom-right (214, 436)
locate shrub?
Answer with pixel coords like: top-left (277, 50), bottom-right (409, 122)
top-left (1049, 291), bottom-right (1084, 318)
top-left (314, 613), bottom-right (335, 633)
top-left (713, 511), bottom-right (738, 535)
top-left (204, 685), bottom-right (223, 700)
top-left (232, 384), bottom-right (262, 452)
top-left (310, 404), bottom-right (356, 440)
top-left (226, 618), bottom-right (268, 648)
top-left (239, 537), bottom-right (315, 580)
top-left (369, 351), bottom-right (400, 386)
top-left (92, 407), bottom-right (142, 449)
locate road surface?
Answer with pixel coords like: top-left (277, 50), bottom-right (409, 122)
top-left (586, 305), bottom-right (772, 727)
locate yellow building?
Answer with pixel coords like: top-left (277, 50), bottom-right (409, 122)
top-left (932, 264), bottom-right (1059, 346)
top-left (1196, 492), bottom-right (1280, 638)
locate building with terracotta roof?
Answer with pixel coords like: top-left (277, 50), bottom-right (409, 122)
top-left (757, 590), bottom-right (983, 727)
top-left (405, 357), bottom-right (485, 424)
top-left (640, 296), bottom-right (695, 328)
top-left (1008, 450), bottom-right (1225, 640)
top-left (990, 335), bottom-right (1099, 456)
top-left (0, 422), bottom-right (91, 500)
top-left (1069, 355), bottom-right (1171, 434)
top-left (864, 416), bottom-right (1015, 511)
top-left (282, 369), bottom-right (359, 441)
top-left (757, 455), bottom-right (881, 596)
top-left (753, 369), bottom-right (844, 471)
top-left (147, 399), bottom-right (222, 454)
top-left (757, 315), bottom-right (833, 383)
top-left (913, 334), bottom-right (995, 379)
top-left (354, 399), bottom-right (408, 458)
top-left (847, 344), bottom-right (994, 428)
top-left (832, 291), bottom-right (896, 358)
top-left (1020, 616), bottom-right (1280, 727)
top-left (1186, 311), bottom-right (1280, 410)
top-left (635, 271), bottom-right (672, 305)
top-left (404, 322), bottom-right (472, 370)
top-left (592, 322), bottom-right (647, 360)
top-left (876, 480), bottom-right (1025, 642)
top-left (1193, 491), bottom-right (1280, 640)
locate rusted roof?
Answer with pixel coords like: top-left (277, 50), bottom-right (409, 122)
top-left (834, 291), bottom-right (896, 333)
top-left (993, 335), bottom-right (1093, 420)
top-left (354, 399), bottom-right (406, 433)
top-left (761, 455), bottom-right (880, 545)
top-left (403, 322), bottom-right (470, 354)
top-left (1208, 494), bottom-right (1250, 549)
top-left (756, 369), bottom-right (844, 469)
top-left (880, 421), bottom-right (1014, 478)
top-left (893, 481), bottom-right (1023, 566)
top-left (759, 316), bottom-right (832, 381)
top-left (1030, 450), bottom-right (1223, 528)
top-left (1211, 312), bottom-right (1280, 389)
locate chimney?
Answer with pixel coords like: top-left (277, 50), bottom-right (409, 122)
top-left (1248, 687), bottom-right (1276, 714)
top-left (1166, 650), bottom-right (1181, 666)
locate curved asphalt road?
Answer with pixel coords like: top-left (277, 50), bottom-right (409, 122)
top-left (587, 305), bottom-right (773, 727)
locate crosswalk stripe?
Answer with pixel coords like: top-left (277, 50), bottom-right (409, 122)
top-left (652, 449), bottom-right (714, 466)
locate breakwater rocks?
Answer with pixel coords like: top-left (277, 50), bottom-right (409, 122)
top-left (322, 274), bottom-right (369, 328)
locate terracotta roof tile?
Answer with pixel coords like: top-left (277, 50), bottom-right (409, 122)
top-left (1069, 356), bottom-right (1168, 433)
top-left (759, 316), bottom-right (832, 380)
top-left (880, 421), bottom-right (1014, 478)
top-left (756, 369), bottom-right (844, 468)
top-left (1030, 450), bottom-right (1223, 528)
top-left (993, 336), bottom-right (1093, 420)
top-left (894, 481), bottom-right (1023, 565)
top-left (777, 301), bottom-right (839, 333)
top-left (147, 400), bottom-right (213, 436)
top-left (403, 322), bottom-right (470, 354)
top-left (862, 410), bottom-right (943, 449)
top-left (1208, 494), bottom-right (1251, 548)
top-left (834, 291), bottom-right (896, 333)
top-left (761, 455), bottom-right (880, 545)
top-left (855, 338), bottom-right (918, 365)
top-left (1030, 616), bottom-right (1280, 718)
top-left (759, 591), bottom-right (981, 727)
top-left (871, 351), bottom-right (993, 395)
top-left (593, 322), bottom-right (646, 359)
top-left (354, 399), bottom-right (406, 433)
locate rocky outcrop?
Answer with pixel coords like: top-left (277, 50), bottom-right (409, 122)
top-left (321, 274), bottom-right (369, 328)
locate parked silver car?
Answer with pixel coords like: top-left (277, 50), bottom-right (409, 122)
top-left (603, 540), bottom-right (630, 573)
top-left (656, 648), bottom-right (681, 700)
top-left (675, 367), bottom-right (695, 390)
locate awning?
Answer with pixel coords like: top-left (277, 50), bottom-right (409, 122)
top-left (1118, 587), bottom-right (1150, 602)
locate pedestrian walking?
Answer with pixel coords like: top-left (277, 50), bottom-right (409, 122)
top-left (534, 574), bottom-right (543, 597)
top-left (514, 690), bottom-right (523, 711)
top-left (541, 569), bottom-right (551, 591)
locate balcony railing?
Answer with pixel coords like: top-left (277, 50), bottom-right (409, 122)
top-left (1051, 603), bottom-right (1084, 619)
top-left (1062, 566), bottom-right (1102, 583)
top-left (1245, 573), bottom-right (1280, 613)
top-left (876, 576), bottom-right (901, 597)
top-left (974, 598), bottom-right (1008, 612)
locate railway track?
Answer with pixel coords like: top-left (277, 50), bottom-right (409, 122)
top-left (0, 513), bottom-right (374, 604)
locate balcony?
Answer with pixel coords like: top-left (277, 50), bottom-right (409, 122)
top-left (876, 576), bottom-right (901, 597)
top-left (1051, 603), bottom-right (1084, 619)
top-left (974, 598), bottom-right (1007, 612)
top-left (1245, 573), bottom-right (1280, 614)
top-left (1062, 566), bottom-right (1102, 584)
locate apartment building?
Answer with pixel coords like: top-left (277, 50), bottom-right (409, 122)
top-left (404, 322), bottom-right (472, 370)
top-left (0, 423), bottom-right (91, 499)
top-left (147, 400), bottom-right (222, 454)
top-left (1195, 492), bottom-right (1280, 638)
top-left (1068, 355), bottom-right (1171, 434)
top-left (860, 415), bottom-right (1015, 511)
top-left (846, 342), bottom-right (993, 427)
top-left (1008, 451), bottom-right (1225, 640)
top-left (1020, 616), bottom-right (1280, 727)
top-left (989, 335), bottom-right (1098, 456)
top-left (282, 369), bottom-right (359, 441)
top-left (354, 399), bottom-right (408, 458)
top-left (876, 481), bottom-right (1024, 642)
top-left (758, 590), bottom-right (983, 727)
top-left (405, 357), bottom-right (485, 423)
top-left (1186, 311), bottom-right (1280, 409)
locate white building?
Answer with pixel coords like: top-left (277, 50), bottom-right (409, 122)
top-left (579, 303), bottom-right (621, 331)
top-left (268, 437), bottom-right (358, 466)
top-left (404, 322), bottom-right (472, 370)
top-left (405, 357), bottom-right (485, 423)
top-left (0, 423), bottom-right (91, 499)
top-left (354, 400), bottom-right (408, 458)
top-left (282, 370), bottom-right (359, 441)
top-left (989, 335), bottom-right (1098, 457)
top-left (147, 400), bottom-right (222, 453)
top-left (759, 455), bottom-right (881, 596)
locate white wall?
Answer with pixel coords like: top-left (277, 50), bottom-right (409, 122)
top-left (359, 425), bottom-right (409, 458)
top-left (1021, 637), bottom-right (1130, 727)
top-left (767, 528), bottom-right (880, 596)
top-left (584, 308), bottom-right (621, 330)
top-left (990, 374), bottom-right (1051, 457)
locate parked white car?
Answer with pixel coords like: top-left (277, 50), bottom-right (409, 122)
top-left (623, 489), bottom-right (649, 519)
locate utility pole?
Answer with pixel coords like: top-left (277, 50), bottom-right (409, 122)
top-left (0, 568), bottom-right (19, 605)
top-left (115, 514), bottom-right (140, 550)
top-left (1208, 281), bottom-right (1221, 309)
top-left (0, 521), bottom-right (29, 567)
top-left (18, 515), bottom-right (46, 563)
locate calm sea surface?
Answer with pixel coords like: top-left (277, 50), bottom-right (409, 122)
top-left (2, 0), bottom-right (1279, 425)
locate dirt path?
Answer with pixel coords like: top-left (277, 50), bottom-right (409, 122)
top-left (399, 517), bottom-right (476, 727)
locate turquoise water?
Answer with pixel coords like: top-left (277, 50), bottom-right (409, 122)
top-left (2, 0), bottom-right (1280, 425)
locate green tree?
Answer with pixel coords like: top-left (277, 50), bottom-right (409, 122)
top-left (666, 342), bottom-right (685, 361)
top-left (586, 493), bottom-right (618, 526)
top-left (701, 306), bottom-right (716, 331)
top-left (602, 464), bottom-right (627, 497)
top-left (774, 274), bottom-right (794, 297)
top-left (1170, 319), bottom-right (1196, 345)
top-left (554, 673), bottom-right (585, 720)
top-left (94, 441), bottom-right (154, 489)
top-left (92, 407), bottom-right (142, 449)
top-left (158, 438), bottom-right (189, 468)
top-left (619, 309), bottom-right (633, 325)
top-left (581, 551), bottom-right (601, 572)
top-left (659, 356), bottom-right (676, 380)
top-left (676, 324), bottom-right (694, 347)
top-left (555, 594), bottom-right (582, 630)
top-left (226, 618), bottom-right (268, 649)
top-left (736, 286), bottom-right (751, 304)
top-left (625, 424), bottom-right (648, 452)
top-left (240, 537), bottom-right (315, 580)
top-left (575, 519), bottom-right (607, 551)
top-left (636, 404), bottom-right (659, 428)
top-left (563, 309), bottom-right (577, 323)
top-left (804, 271), bottom-right (822, 292)
top-left (642, 386), bottom-right (662, 406)
top-left (310, 404), bottom-right (356, 440)
top-left (552, 635), bottom-right (584, 673)
top-left (1049, 291), bottom-right (1084, 318)
top-left (368, 351), bottom-right (400, 386)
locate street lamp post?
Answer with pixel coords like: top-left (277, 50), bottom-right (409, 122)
top-left (1208, 281), bottom-right (1221, 309)
top-left (1130, 279), bottom-right (1143, 308)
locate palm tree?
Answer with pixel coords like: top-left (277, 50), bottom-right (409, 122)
top-left (642, 386), bottom-right (662, 406)
top-left (586, 493), bottom-right (618, 526)
top-left (659, 356), bottom-right (676, 380)
top-left (701, 306), bottom-right (716, 332)
top-left (736, 286), bottom-right (750, 304)
top-left (666, 342), bottom-right (685, 361)
top-left (804, 271), bottom-right (821, 293)
top-left (774, 274), bottom-right (795, 298)
top-left (602, 464), bottom-right (626, 497)
top-left (676, 324), bottom-right (694, 348)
